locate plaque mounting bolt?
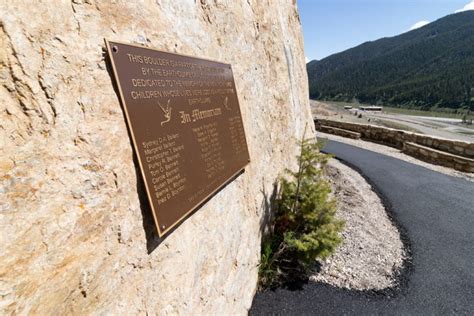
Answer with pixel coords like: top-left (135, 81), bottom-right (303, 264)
top-left (161, 225), bottom-right (165, 229)
top-left (112, 46), bottom-right (118, 53)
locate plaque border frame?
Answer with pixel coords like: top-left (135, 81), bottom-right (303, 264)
top-left (105, 39), bottom-right (250, 237)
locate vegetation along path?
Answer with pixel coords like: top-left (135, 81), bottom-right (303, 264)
top-left (251, 140), bottom-right (474, 315)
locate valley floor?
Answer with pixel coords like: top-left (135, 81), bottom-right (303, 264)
top-left (312, 100), bottom-right (474, 142)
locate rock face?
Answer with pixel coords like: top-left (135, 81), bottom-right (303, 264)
top-left (0, 1), bottom-right (312, 314)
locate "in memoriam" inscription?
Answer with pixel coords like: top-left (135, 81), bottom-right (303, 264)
top-left (106, 40), bottom-right (250, 237)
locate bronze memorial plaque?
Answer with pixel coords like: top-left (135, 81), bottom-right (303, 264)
top-left (106, 40), bottom-right (250, 236)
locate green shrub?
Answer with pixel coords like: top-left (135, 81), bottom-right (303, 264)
top-left (258, 136), bottom-right (344, 289)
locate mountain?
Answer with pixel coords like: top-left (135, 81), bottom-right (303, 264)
top-left (307, 11), bottom-right (474, 111)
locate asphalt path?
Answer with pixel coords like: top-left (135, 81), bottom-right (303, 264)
top-left (251, 140), bottom-right (474, 315)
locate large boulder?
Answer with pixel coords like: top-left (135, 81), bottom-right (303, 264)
top-left (0, 1), bottom-right (313, 314)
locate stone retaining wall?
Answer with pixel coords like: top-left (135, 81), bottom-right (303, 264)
top-left (403, 142), bottom-right (474, 173)
top-left (315, 119), bottom-right (474, 173)
top-left (319, 125), bottom-right (361, 139)
top-left (316, 119), bottom-right (474, 159)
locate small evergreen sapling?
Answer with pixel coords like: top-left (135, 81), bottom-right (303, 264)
top-left (258, 136), bottom-right (344, 289)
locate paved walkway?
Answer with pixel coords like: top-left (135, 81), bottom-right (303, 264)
top-left (251, 140), bottom-right (474, 315)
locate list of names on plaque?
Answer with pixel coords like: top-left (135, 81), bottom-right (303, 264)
top-left (106, 40), bottom-right (250, 236)
top-left (229, 116), bottom-right (247, 156)
top-left (142, 134), bottom-right (186, 206)
top-left (193, 123), bottom-right (225, 179)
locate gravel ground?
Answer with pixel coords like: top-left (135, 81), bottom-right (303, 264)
top-left (311, 158), bottom-right (406, 290)
top-left (318, 131), bottom-right (474, 182)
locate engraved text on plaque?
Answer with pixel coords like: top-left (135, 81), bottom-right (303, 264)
top-left (106, 40), bottom-right (250, 237)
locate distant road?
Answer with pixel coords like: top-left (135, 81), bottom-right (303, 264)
top-left (251, 140), bottom-right (474, 315)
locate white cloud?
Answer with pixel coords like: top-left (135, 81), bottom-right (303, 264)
top-left (409, 20), bottom-right (430, 31)
top-left (305, 57), bottom-right (310, 63)
top-left (455, 1), bottom-right (474, 13)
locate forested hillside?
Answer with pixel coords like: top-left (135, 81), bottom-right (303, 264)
top-left (307, 11), bottom-right (474, 111)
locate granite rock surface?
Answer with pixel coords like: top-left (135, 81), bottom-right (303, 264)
top-left (0, 1), bottom-right (313, 314)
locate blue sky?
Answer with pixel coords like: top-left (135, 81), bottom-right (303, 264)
top-left (298, 0), bottom-right (474, 61)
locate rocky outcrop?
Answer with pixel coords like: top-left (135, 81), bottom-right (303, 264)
top-left (0, 1), bottom-right (313, 314)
